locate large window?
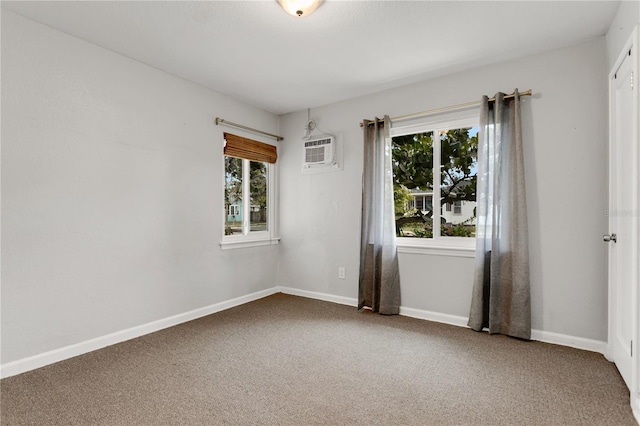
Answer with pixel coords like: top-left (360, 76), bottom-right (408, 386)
top-left (222, 133), bottom-right (278, 249)
top-left (391, 114), bottom-right (478, 247)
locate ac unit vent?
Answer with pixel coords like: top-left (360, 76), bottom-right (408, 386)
top-left (303, 136), bottom-right (335, 168)
top-left (305, 146), bottom-right (326, 163)
top-left (304, 138), bottom-right (332, 148)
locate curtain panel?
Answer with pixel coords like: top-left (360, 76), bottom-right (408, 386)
top-left (468, 90), bottom-right (531, 340)
top-left (359, 116), bottom-right (401, 315)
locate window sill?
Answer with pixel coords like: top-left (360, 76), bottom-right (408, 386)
top-left (397, 241), bottom-right (475, 258)
top-left (219, 237), bottom-right (280, 251)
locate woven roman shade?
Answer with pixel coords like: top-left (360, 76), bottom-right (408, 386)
top-left (223, 133), bottom-right (277, 164)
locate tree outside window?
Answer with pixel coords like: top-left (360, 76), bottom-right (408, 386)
top-left (392, 126), bottom-right (478, 239)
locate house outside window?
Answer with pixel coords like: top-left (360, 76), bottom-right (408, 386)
top-left (391, 110), bottom-right (478, 250)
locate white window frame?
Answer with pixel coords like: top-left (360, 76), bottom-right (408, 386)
top-left (220, 154), bottom-right (279, 251)
top-left (390, 108), bottom-right (478, 257)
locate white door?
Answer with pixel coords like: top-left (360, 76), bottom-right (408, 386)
top-left (608, 43), bottom-right (638, 392)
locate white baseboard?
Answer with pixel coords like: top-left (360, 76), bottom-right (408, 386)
top-left (399, 306), bottom-right (469, 328)
top-left (603, 345), bottom-right (614, 362)
top-left (276, 290), bottom-right (607, 354)
top-left (401, 305), bottom-right (607, 354)
top-left (632, 391), bottom-right (640, 425)
top-left (277, 286), bottom-right (358, 307)
top-left (529, 329), bottom-right (607, 355)
top-left (1, 286), bottom-right (609, 379)
top-left (0, 287), bottom-right (279, 379)
top-left (281, 291), bottom-right (607, 355)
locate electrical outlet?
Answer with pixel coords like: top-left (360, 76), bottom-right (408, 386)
top-left (338, 267), bottom-right (346, 279)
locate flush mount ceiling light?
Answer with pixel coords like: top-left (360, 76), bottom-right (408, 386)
top-left (278, 0), bottom-right (323, 17)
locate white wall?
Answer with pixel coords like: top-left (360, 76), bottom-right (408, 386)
top-left (1, 11), bottom-right (280, 364)
top-left (606, 0), bottom-right (640, 71)
top-left (278, 38), bottom-right (609, 342)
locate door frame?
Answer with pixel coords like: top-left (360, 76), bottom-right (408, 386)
top-left (607, 25), bottom-right (640, 422)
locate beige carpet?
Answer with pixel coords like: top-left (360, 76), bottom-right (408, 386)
top-left (0, 293), bottom-right (635, 425)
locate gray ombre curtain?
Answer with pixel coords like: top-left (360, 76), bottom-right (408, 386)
top-left (359, 116), bottom-right (400, 315)
top-left (468, 90), bottom-right (531, 340)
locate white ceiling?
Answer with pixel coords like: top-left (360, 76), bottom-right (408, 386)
top-left (2, 1), bottom-right (621, 115)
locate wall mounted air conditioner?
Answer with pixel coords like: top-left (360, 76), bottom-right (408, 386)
top-left (302, 136), bottom-right (335, 169)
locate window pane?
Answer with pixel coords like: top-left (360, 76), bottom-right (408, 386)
top-left (249, 161), bottom-right (268, 232)
top-left (392, 131), bottom-right (434, 238)
top-left (440, 127), bottom-right (478, 238)
top-left (225, 156), bottom-right (243, 235)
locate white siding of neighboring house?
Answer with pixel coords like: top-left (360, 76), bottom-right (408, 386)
top-left (407, 192), bottom-right (476, 226)
top-left (442, 200), bottom-right (476, 225)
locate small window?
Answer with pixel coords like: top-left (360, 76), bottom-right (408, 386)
top-left (224, 157), bottom-right (268, 235)
top-left (453, 201), bottom-right (462, 214)
top-left (222, 133), bottom-right (278, 249)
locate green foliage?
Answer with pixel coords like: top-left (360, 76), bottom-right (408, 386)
top-left (398, 221), bottom-right (475, 238)
top-left (392, 129), bottom-right (477, 206)
top-left (249, 161), bottom-right (268, 210)
top-left (392, 132), bottom-right (434, 192)
top-left (442, 223), bottom-right (474, 237)
top-left (394, 185), bottom-right (413, 217)
top-left (225, 157), bottom-right (268, 213)
top-left (407, 222), bottom-right (433, 238)
top-left (225, 156), bottom-right (242, 212)
top-left (392, 128), bottom-right (478, 238)
top-left (440, 129), bottom-right (478, 205)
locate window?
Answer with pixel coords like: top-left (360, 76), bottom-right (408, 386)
top-left (222, 133), bottom-right (278, 249)
top-left (391, 112), bottom-right (478, 250)
top-left (453, 201), bottom-right (462, 214)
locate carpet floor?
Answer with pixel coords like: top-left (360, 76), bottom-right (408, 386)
top-left (0, 293), bottom-right (636, 425)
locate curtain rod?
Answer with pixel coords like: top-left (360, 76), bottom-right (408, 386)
top-left (215, 117), bottom-right (283, 141)
top-left (360, 89), bottom-right (532, 127)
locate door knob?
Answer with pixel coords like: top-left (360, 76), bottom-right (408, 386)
top-left (603, 233), bottom-right (617, 243)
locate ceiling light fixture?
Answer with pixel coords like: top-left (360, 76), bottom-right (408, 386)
top-left (278, 0), bottom-right (323, 17)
